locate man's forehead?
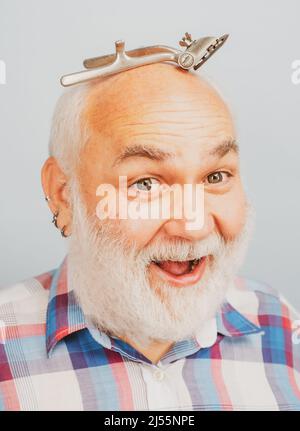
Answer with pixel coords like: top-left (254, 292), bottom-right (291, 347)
top-left (79, 63), bottom-right (236, 168)
top-left (83, 105), bottom-right (236, 163)
top-left (82, 63), bottom-right (231, 133)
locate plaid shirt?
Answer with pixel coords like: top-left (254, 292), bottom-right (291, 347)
top-left (0, 256), bottom-right (299, 411)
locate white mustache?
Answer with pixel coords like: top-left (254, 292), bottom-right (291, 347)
top-left (137, 233), bottom-right (225, 265)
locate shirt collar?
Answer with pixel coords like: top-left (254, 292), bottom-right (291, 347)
top-left (46, 256), bottom-right (86, 355)
top-left (45, 256), bottom-right (263, 357)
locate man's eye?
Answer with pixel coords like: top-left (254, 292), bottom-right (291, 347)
top-left (129, 177), bottom-right (161, 192)
top-left (206, 171), bottom-right (232, 184)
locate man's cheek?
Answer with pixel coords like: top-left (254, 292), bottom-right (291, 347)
top-left (221, 199), bottom-right (247, 239)
top-left (210, 190), bottom-right (246, 239)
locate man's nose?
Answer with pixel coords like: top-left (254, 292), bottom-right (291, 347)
top-left (162, 211), bottom-right (215, 241)
top-left (160, 183), bottom-right (215, 241)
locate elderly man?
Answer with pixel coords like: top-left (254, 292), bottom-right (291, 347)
top-left (0, 46), bottom-right (299, 411)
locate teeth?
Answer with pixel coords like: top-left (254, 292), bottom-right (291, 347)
top-left (153, 257), bottom-right (202, 264)
top-left (152, 257), bottom-right (203, 273)
top-left (189, 258), bottom-right (200, 271)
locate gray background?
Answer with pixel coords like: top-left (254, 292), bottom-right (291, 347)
top-left (0, 0), bottom-right (299, 309)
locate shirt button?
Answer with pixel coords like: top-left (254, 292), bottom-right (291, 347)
top-left (153, 369), bottom-right (165, 381)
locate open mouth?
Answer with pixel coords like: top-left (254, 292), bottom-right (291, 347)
top-left (150, 256), bottom-right (207, 287)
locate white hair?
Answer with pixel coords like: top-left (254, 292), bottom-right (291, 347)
top-left (48, 83), bottom-right (92, 177)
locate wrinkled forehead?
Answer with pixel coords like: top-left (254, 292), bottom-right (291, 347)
top-left (80, 64), bottom-right (235, 160)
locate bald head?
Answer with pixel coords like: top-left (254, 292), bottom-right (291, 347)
top-left (82, 62), bottom-right (233, 139)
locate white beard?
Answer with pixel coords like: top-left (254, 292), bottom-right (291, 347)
top-left (67, 178), bottom-right (255, 349)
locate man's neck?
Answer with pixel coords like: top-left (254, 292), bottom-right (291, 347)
top-left (120, 336), bottom-right (175, 365)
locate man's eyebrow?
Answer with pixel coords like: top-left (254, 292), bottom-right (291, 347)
top-left (209, 139), bottom-right (239, 158)
top-left (113, 139), bottom-right (239, 167)
top-left (112, 144), bottom-right (176, 167)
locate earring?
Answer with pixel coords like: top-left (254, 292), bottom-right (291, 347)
top-left (60, 226), bottom-right (69, 238)
top-left (45, 195), bottom-right (51, 202)
top-left (52, 211), bottom-right (59, 228)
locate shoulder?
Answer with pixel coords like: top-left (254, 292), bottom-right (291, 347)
top-left (230, 275), bottom-right (300, 357)
top-left (0, 269), bottom-right (55, 339)
top-left (0, 269), bottom-right (54, 306)
top-left (235, 275), bottom-right (300, 320)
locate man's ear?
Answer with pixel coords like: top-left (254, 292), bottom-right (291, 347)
top-left (41, 157), bottom-right (72, 237)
